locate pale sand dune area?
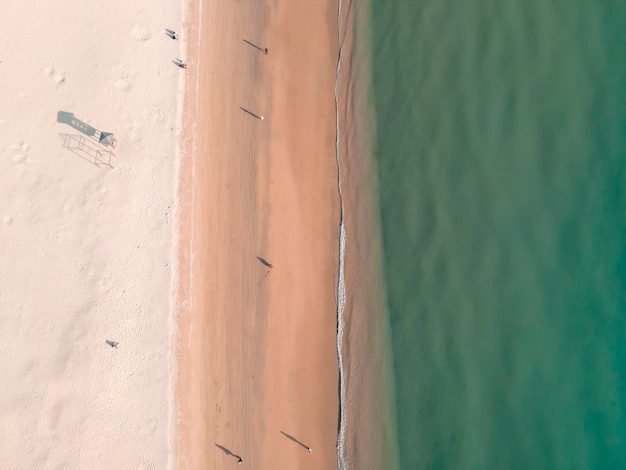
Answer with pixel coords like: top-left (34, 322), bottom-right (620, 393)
top-left (0, 1), bottom-right (184, 468)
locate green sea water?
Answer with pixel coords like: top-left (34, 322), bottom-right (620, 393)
top-left (368, 1), bottom-right (626, 468)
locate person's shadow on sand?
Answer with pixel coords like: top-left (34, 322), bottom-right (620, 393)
top-left (280, 431), bottom-right (312, 453)
top-left (256, 256), bottom-right (273, 268)
top-left (215, 444), bottom-right (243, 464)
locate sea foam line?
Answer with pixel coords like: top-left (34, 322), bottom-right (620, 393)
top-left (336, 224), bottom-right (347, 470)
top-left (334, 0), bottom-right (348, 467)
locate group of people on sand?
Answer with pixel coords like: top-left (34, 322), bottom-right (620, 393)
top-left (166, 28), bottom-right (187, 69)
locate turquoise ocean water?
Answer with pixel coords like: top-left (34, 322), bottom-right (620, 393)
top-left (367, 1), bottom-right (626, 468)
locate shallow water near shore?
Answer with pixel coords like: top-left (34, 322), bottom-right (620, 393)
top-left (363, 0), bottom-right (626, 468)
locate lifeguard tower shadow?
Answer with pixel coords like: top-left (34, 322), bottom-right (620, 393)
top-left (58, 133), bottom-right (115, 168)
top-left (57, 111), bottom-right (116, 168)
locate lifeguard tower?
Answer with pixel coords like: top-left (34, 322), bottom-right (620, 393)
top-left (57, 111), bottom-right (116, 167)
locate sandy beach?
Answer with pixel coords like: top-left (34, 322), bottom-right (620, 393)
top-left (0, 0), bottom-right (339, 467)
top-left (175, 0), bottom-right (340, 468)
top-left (0, 0), bottom-right (183, 468)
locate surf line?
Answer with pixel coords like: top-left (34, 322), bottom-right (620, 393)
top-left (334, 0), bottom-right (348, 467)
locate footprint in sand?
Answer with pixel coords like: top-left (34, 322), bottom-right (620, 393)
top-left (114, 78), bottom-right (132, 92)
top-left (43, 66), bottom-right (65, 86)
top-left (38, 397), bottom-right (65, 435)
top-left (9, 141), bottom-right (30, 163)
top-left (139, 419), bottom-right (158, 439)
top-left (130, 24), bottom-right (150, 41)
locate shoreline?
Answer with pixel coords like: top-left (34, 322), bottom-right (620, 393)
top-left (335, 0), bottom-right (400, 467)
top-left (175, 0), bottom-right (340, 467)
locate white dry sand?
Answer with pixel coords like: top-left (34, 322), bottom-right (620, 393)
top-left (0, 1), bottom-right (185, 468)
